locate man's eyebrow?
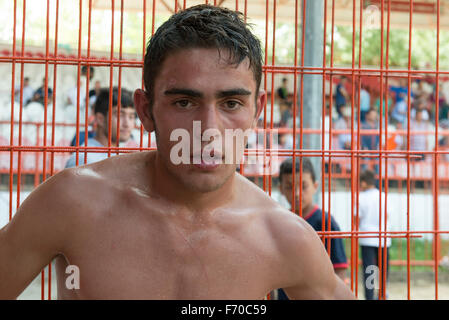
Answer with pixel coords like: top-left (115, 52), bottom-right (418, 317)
top-left (164, 88), bottom-right (203, 98)
top-left (216, 88), bottom-right (251, 98)
top-left (163, 88), bottom-right (251, 99)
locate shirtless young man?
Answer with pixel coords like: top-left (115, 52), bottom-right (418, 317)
top-left (0, 5), bottom-right (355, 300)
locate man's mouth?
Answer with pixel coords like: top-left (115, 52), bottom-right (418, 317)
top-left (191, 152), bottom-right (224, 170)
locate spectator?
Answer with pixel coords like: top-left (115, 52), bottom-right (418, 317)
top-left (439, 136), bottom-right (449, 162)
top-left (88, 80), bottom-right (101, 108)
top-left (357, 169), bottom-right (391, 300)
top-left (31, 77), bottom-right (53, 105)
top-left (410, 108), bottom-right (431, 161)
top-left (433, 82), bottom-right (449, 125)
top-left (335, 76), bottom-right (349, 118)
top-left (361, 109), bottom-right (379, 171)
top-left (373, 91), bottom-right (394, 130)
top-left (361, 109), bottom-right (379, 151)
top-left (334, 106), bottom-right (354, 150)
top-left (275, 157), bottom-right (349, 300)
top-left (374, 91), bottom-right (394, 116)
top-left (438, 98), bottom-right (449, 128)
top-left (390, 96), bottom-right (408, 127)
top-left (14, 77), bottom-right (34, 105)
top-left (279, 101), bottom-right (293, 128)
top-left (66, 65), bottom-right (95, 115)
top-left (386, 121), bottom-right (405, 151)
top-left (412, 79), bottom-right (432, 107)
top-left (359, 85), bottom-right (371, 122)
top-left (411, 101), bottom-right (430, 121)
top-left (65, 87), bottom-right (136, 168)
top-left (70, 130), bottom-right (96, 147)
top-left (389, 78), bottom-right (409, 105)
top-left (277, 77), bottom-right (289, 103)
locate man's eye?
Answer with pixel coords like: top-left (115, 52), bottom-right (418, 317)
top-left (175, 100), bottom-right (192, 108)
top-left (224, 100), bottom-right (242, 110)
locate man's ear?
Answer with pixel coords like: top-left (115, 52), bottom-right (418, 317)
top-left (134, 89), bottom-right (155, 133)
top-left (252, 90), bottom-right (266, 129)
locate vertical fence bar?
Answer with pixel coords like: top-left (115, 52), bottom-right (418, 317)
top-left (328, 0), bottom-right (336, 292)
top-left (350, 0), bottom-right (356, 294)
top-left (406, 0), bottom-right (413, 300)
top-left (323, 0), bottom-right (331, 258)
top-left (50, 0), bottom-right (60, 181)
top-left (74, 0), bottom-right (83, 167)
top-left (108, 0), bottom-right (115, 157)
top-left (268, 0), bottom-right (276, 196)
top-left (116, 0), bottom-right (124, 152)
top-left (381, 0), bottom-right (390, 302)
top-left (84, 0), bottom-right (93, 163)
top-left (290, 0), bottom-right (298, 217)
top-left (43, 0), bottom-right (51, 300)
top-left (433, 0), bottom-right (441, 301)
top-left (9, 0), bottom-right (17, 224)
top-left (299, 0), bottom-right (306, 219)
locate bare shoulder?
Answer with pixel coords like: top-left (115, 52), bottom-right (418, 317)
top-left (235, 173), bottom-right (317, 251)
top-left (18, 151), bottom-right (152, 223)
top-left (234, 174), bottom-right (339, 295)
top-left (64, 151), bottom-right (151, 197)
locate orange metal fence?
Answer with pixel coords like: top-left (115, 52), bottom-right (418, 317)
top-left (1, 0), bottom-right (449, 300)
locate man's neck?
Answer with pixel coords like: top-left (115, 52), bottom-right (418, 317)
top-left (150, 152), bottom-right (236, 215)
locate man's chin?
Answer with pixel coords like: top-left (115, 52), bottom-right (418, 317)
top-left (180, 166), bottom-right (235, 193)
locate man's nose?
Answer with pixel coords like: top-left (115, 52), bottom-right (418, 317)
top-left (198, 104), bottom-right (221, 130)
top-left (195, 104), bottom-right (222, 141)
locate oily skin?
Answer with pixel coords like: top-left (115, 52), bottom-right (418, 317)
top-left (0, 48), bottom-right (355, 300)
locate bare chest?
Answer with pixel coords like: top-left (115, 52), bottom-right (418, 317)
top-left (55, 210), bottom-right (277, 299)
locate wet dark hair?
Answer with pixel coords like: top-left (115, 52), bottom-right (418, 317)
top-left (279, 157), bottom-right (316, 183)
top-left (143, 4), bottom-right (263, 107)
top-left (94, 87), bottom-right (134, 116)
top-left (360, 169), bottom-right (376, 186)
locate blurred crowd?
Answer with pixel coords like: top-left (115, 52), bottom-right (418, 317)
top-left (8, 66), bottom-right (145, 170)
top-left (270, 76), bottom-right (449, 163)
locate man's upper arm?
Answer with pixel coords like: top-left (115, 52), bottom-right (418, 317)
top-left (279, 217), bottom-right (355, 300)
top-left (0, 170), bottom-right (74, 299)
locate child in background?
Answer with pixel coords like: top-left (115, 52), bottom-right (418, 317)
top-left (357, 169), bottom-right (391, 300)
top-left (274, 158), bottom-right (349, 300)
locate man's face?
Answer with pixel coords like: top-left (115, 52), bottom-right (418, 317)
top-left (280, 171), bottom-right (317, 214)
top-left (141, 48), bottom-right (264, 193)
top-left (101, 106), bottom-right (136, 143)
